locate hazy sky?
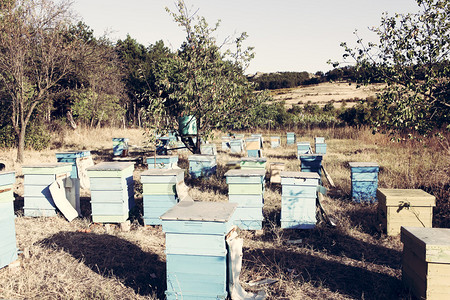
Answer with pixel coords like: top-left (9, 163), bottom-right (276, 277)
top-left (72, 0), bottom-right (421, 74)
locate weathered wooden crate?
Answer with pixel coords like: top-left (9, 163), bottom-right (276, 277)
top-left (141, 168), bottom-right (185, 225)
top-left (225, 169), bottom-right (265, 230)
top-left (377, 189), bottom-right (435, 236)
top-left (86, 162), bottom-right (134, 223)
top-left (0, 171), bottom-right (18, 269)
top-left (300, 154), bottom-right (323, 176)
top-left (401, 227), bottom-right (450, 300)
top-left (251, 134), bottom-right (264, 148)
top-left (286, 132), bottom-right (296, 145)
top-left (230, 139), bottom-right (244, 153)
top-left (240, 157), bottom-right (267, 170)
top-left (221, 136), bottom-right (231, 151)
top-left (349, 162), bottom-right (379, 203)
top-left (200, 144), bottom-right (217, 155)
top-left (188, 154), bottom-right (217, 178)
top-left (112, 138), bottom-right (129, 156)
top-left (270, 136), bottom-right (281, 148)
top-left (297, 142), bottom-right (312, 157)
top-left (280, 171), bottom-right (320, 229)
top-left (161, 201), bottom-right (237, 300)
top-left (245, 137), bottom-right (261, 151)
top-left (269, 162), bottom-right (285, 184)
top-left (146, 155), bottom-right (179, 169)
top-left (23, 163), bottom-right (72, 217)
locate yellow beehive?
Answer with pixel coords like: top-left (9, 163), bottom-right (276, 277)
top-left (269, 162), bottom-right (285, 184)
top-left (377, 189), bottom-right (435, 236)
top-left (401, 227), bottom-right (450, 300)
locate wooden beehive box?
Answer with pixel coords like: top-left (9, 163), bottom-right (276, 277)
top-left (349, 162), bottom-right (379, 203)
top-left (251, 134), bottom-right (264, 148)
top-left (86, 162), bottom-right (134, 223)
top-left (55, 150), bottom-right (91, 179)
top-left (161, 201), bottom-right (237, 299)
top-left (245, 137), bottom-right (261, 151)
top-left (314, 137), bottom-right (327, 154)
top-left (146, 155), bottom-right (178, 169)
top-left (247, 149), bottom-right (262, 158)
top-left (240, 157), bottom-right (267, 170)
top-left (221, 136), bottom-right (231, 151)
top-left (297, 142), bottom-right (312, 157)
top-left (140, 168), bottom-right (185, 225)
top-left (286, 132), bottom-right (296, 145)
top-left (377, 189), bottom-right (435, 236)
top-left (401, 227), bottom-right (450, 300)
top-left (269, 162), bottom-right (285, 184)
top-left (225, 169), bottom-right (265, 230)
top-left (188, 154), bottom-right (217, 178)
top-left (300, 154), bottom-right (323, 176)
top-left (270, 136), bottom-right (280, 148)
top-left (200, 143), bottom-right (217, 155)
top-left (22, 163), bottom-right (72, 217)
top-left (230, 139), bottom-right (244, 153)
top-left (0, 171), bottom-right (18, 269)
top-left (112, 138), bottom-right (129, 156)
top-left (280, 171), bottom-right (320, 229)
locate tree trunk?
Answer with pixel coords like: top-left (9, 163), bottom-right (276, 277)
top-left (16, 126), bottom-right (26, 163)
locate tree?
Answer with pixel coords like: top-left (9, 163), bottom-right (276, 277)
top-left (0, 0), bottom-right (80, 162)
top-left (145, 0), bottom-right (269, 153)
top-left (336, 0), bottom-right (449, 137)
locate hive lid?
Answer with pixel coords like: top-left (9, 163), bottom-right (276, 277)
top-left (241, 157), bottom-right (267, 163)
top-left (146, 155), bottom-right (178, 159)
top-left (280, 171), bottom-right (320, 179)
top-left (86, 162), bottom-right (134, 171)
top-left (401, 227), bottom-right (450, 263)
top-left (22, 163), bottom-right (72, 174)
top-left (224, 169), bottom-right (266, 177)
top-left (161, 201), bottom-right (237, 222)
top-left (348, 162), bottom-right (379, 168)
top-left (141, 168), bottom-right (185, 177)
top-left (188, 154), bottom-right (216, 161)
top-left (299, 154), bottom-right (323, 158)
top-left (377, 188), bottom-right (435, 206)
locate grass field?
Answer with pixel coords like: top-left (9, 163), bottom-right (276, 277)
top-left (0, 126), bottom-right (448, 299)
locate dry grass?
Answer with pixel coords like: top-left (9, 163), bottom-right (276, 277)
top-left (0, 126), bottom-right (449, 299)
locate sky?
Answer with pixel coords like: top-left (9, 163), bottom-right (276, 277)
top-left (72, 0), bottom-right (421, 75)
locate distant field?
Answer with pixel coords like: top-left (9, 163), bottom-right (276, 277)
top-left (271, 82), bottom-right (385, 108)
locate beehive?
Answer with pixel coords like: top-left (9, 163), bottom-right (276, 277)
top-left (269, 162), bottom-right (285, 184)
top-left (245, 137), bottom-right (261, 151)
top-left (225, 169), bottom-right (265, 230)
top-left (349, 162), bottom-right (379, 203)
top-left (188, 154), bottom-right (217, 178)
top-left (250, 134), bottom-right (264, 148)
top-left (146, 155), bottom-right (179, 169)
top-left (247, 149), bottom-right (262, 158)
top-left (315, 137), bottom-right (327, 154)
top-left (23, 163), bottom-right (72, 217)
top-left (141, 169), bottom-right (185, 225)
top-left (297, 142), bottom-right (312, 158)
top-left (286, 132), bottom-right (296, 145)
top-left (0, 171), bottom-right (18, 269)
top-left (230, 139), bottom-right (244, 153)
top-left (377, 189), bottom-right (435, 236)
top-left (240, 157), bottom-right (267, 170)
top-left (226, 160), bottom-right (240, 170)
top-left (300, 154), bottom-right (323, 176)
top-left (201, 144), bottom-right (217, 155)
top-left (112, 138), bottom-right (129, 156)
top-left (161, 201), bottom-right (237, 299)
top-left (280, 171), bottom-right (320, 229)
top-left (86, 162), bottom-right (134, 223)
top-left (401, 227), bottom-right (450, 300)
top-left (270, 136), bottom-right (281, 148)
top-left (221, 136), bottom-right (231, 151)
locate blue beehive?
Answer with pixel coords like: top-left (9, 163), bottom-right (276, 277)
top-left (297, 142), bottom-right (312, 158)
top-left (0, 171), bottom-right (18, 269)
top-left (112, 138), bottom-right (129, 156)
top-left (315, 137), bottom-right (327, 154)
top-left (300, 154), bottom-right (323, 176)
top-left (221, 136), bottom-right (231, 151)
top-left (247, 149), bottom-right (262, 158)
top-left (161, 201), bottom-right (237, 300)
top-left (225, 169), bottom-right (265, 230)
top-left (349, 162), bottom-right (379, 203)
top-left (270, 136), bottom-right (280, 148)
top-left (188, 155), bottom-right (217, 178)
top-left (286, 132), bottom-right (296, 145)
top-left (230, 139), bottom-right (244, 153)
top-left (141, 168), bottom-right (185, 225)
top-left (86, 162), bottom-right (135, 223)
top-left (23, 163), bottom-right (72, 217)
top-left (281, 171), bottom-right (320, 229)
top-left (146, 155), bottom-right (179, 169)
top-left (200, 143), bottom-right (217, 155)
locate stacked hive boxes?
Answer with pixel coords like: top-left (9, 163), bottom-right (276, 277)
top-left (377, 189), bottom-right (435, 236)
top-left (280, 171), bottom-right (320, 229)
top-left (225, 169), bottom-right (265, 230)
top-left (270, 136), bottom-right (280, 148)
top-left (240, 157), bottom-right (267, 170)
top-left (0, 171), bottom-right (18, 269)
top-left (349, 162), bottom-right (379, 203)
top-left (112, 138), bottom-right (129, 156)
top-left (141, 168), bottom-right (185, 225)
top-left (300, 154), bottom-right (323, 176)
top-left (146, 155), bottom-right (178, 169)
top-left (286, 132), bottom-right (296, 145)
top-left (315, 137), bottom-right (327, 154)
top-left (86, 162), bottom-right (134, 223)
top-left (23, 163), bottom-right (72, 217)
top-left (188, 154), bottom-right (216, 178)
top-left (401, 227), bottom-right (450, 299)
top-left (161, 201), bottom-right (237, 299)
top-left (245, 137), bottom-right (262, 158)
top-left (297, 142), bottom-right (312, 158)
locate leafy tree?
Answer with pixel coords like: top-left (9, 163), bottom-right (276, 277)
top-left (337, 0), bottom-right (450, 137)
top-left (145, 0), bottom-right (269, 153)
